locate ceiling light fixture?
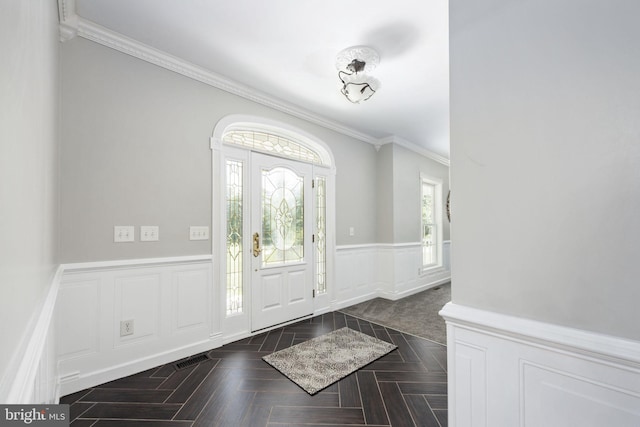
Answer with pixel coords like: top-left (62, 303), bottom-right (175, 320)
top-left (335, 46), bottom-right (381, 104)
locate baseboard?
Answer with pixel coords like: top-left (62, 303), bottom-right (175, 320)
top-left (58, 335), bottom-right (222, 396)
top-left (378, 276), bottom-right (450, 301)
top-left (0, 266), bottom-right (62, 404)
top-left (331, 291), bottom-right (379, 311)
top-left (440, 302), bottom-right (640, 427)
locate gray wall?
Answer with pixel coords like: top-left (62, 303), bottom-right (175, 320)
top-left (375, 144), bottom-right (394, 244)
top-left (60, 37), bottom-right (380, 262)
top-left (393, 144), bottom-right (450, 243)
top-left (0, 0), bottom-right (59, 388)
top-left (450, 0), bottom-right (640, 340)
top-left (374, 143), bottom-right (450, 244)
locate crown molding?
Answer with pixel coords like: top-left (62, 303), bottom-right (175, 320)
top-left (57, 0), bottom-right (450, 163)
top-left (376, 136), bottom-right (450, 166)
top-left (58, 3), bottom-right (379, 146)
top-left (58, 0), bottom-right (76, 23)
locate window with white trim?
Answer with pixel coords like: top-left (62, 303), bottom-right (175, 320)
top-left (421, 175), bottom-right (443, 268)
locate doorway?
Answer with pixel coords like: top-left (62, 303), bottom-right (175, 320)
top-left (250, 152), bottom-right (313, 331)
top-left (212, 115), bottom-right (335, 339)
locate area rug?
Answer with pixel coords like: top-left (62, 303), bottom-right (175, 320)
top-left (262, 327), bottom-right (397, 395)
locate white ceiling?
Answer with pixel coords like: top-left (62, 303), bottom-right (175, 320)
top-left (69, 0), bottom-right (450, 158)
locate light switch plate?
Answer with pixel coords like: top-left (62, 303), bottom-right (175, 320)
top-left (140, 226), bottom-right (159, 241)
top-left (114, 226), bottom-right (135, 242)
top-left (189, 226), bottom-right (209, 241)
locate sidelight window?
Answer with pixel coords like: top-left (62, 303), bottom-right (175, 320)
top-left (226, 159), bottom-right (244, 314)
top-left (315, 176), bottom-right (327, 295)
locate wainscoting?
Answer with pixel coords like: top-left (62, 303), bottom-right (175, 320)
top-left (1, 267), bottom-right (61, 404)
top-left (440, 303), bottom-right (640, 427)
top-left (334, 241), bottom-right (451, 310)
top-left (56, 256), bottom-right (217, 397)
top-left (12, 241), bottom-right (451, 402)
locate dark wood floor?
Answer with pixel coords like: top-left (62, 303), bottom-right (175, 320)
top-left (61, 311), bottom-right (448, 426)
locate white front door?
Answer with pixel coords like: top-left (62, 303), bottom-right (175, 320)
top-left (250, 152), bottom-right (314, 331)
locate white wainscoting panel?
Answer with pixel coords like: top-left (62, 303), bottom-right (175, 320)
top-left (522, 362), bottom-right (640, 427)
top-left (2, 267), bottom-right (62, 404)
top-left (173, 268), bottom-right (209, 333)
top-left (334, 245), bottom-right (380, 309)
top-left (334, 243), bottom-right (451, 310)
top-left (392, 244), bottom-right (421, 295)
top-left (453, 341), bottom-right (487, 427)
top-left (114, 274), bottom-right (161, 346)
top-left (440, 302), bottom-right (640, 427)
top-left (56, 279), bottom-right (100, 360)
top-left (56, 256), bottom-right (217, 396)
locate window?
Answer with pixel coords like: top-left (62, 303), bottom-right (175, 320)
top-left (260, 167), bottom-right (305, 265)
top-left (421, 175), bottom-right (443, 268)
top-left (315, 176), bottom-right (327, 295)
top-left (223, 130), bottom-right (324, 166)
top-left (226, 159), bottom-right (243, 315)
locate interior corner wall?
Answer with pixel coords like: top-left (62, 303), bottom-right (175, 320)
top-left (59, 37), bottom-right (378, 263)
top-left (332, 133), bottom-right (378, 246)
top-left (375, 144), bottom-right (394, 244)
top-left (449, 0), bottom-right (640, 340)
top-left (0, 0), bottom-right (60, 393)
top-left (392, 144), bottom-right (450, 244)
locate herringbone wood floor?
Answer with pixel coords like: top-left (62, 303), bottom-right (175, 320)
top-left (61, 312), bottom-right (448, 426)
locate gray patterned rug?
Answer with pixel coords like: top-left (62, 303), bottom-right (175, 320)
top-left (262, 327), bottom-right (397, 395)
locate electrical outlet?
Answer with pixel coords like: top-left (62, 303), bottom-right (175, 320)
top-left (120, 319), bottom-right (134, 336)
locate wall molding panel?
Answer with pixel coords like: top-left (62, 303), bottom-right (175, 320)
top-left (56, 257), bottom-right (217, 396)
top-left (333, 243), bottom-right (451, 310)
top-left (440, 302), bottom-right (640, 427)
top-left (20, 246), bottom-right (448, 399)
top-left (1, 267), bottom-right (62, 403)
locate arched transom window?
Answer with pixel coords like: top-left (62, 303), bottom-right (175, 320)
top-left (222, 130), bottom-right (327, 166)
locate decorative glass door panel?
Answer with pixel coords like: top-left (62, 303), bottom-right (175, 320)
top-left (251, 153), bottom-right (313, 331)
top-left (261, 168), bottom-right (304, 266)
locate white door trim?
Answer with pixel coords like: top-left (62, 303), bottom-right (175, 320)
top-left (211, 115), bottom-right (336, 341)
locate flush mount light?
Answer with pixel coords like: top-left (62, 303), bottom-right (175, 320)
top-left (335, 46), bottom-right (381, 104)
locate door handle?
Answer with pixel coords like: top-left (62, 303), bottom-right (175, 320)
top-left (253, 232), bottom-right (262, 257)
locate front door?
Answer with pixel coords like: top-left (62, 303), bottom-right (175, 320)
top-left (250, 152), bottom-right (313, 331)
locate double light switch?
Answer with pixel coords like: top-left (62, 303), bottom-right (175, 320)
top-left (114, 226), bottom-right (159, 242)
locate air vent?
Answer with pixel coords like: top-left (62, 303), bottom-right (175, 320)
top-left (174, 353), bottom-right (210, 370)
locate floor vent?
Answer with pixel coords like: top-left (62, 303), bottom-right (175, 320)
top-left (174, 353), bottom-right (210, 370)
